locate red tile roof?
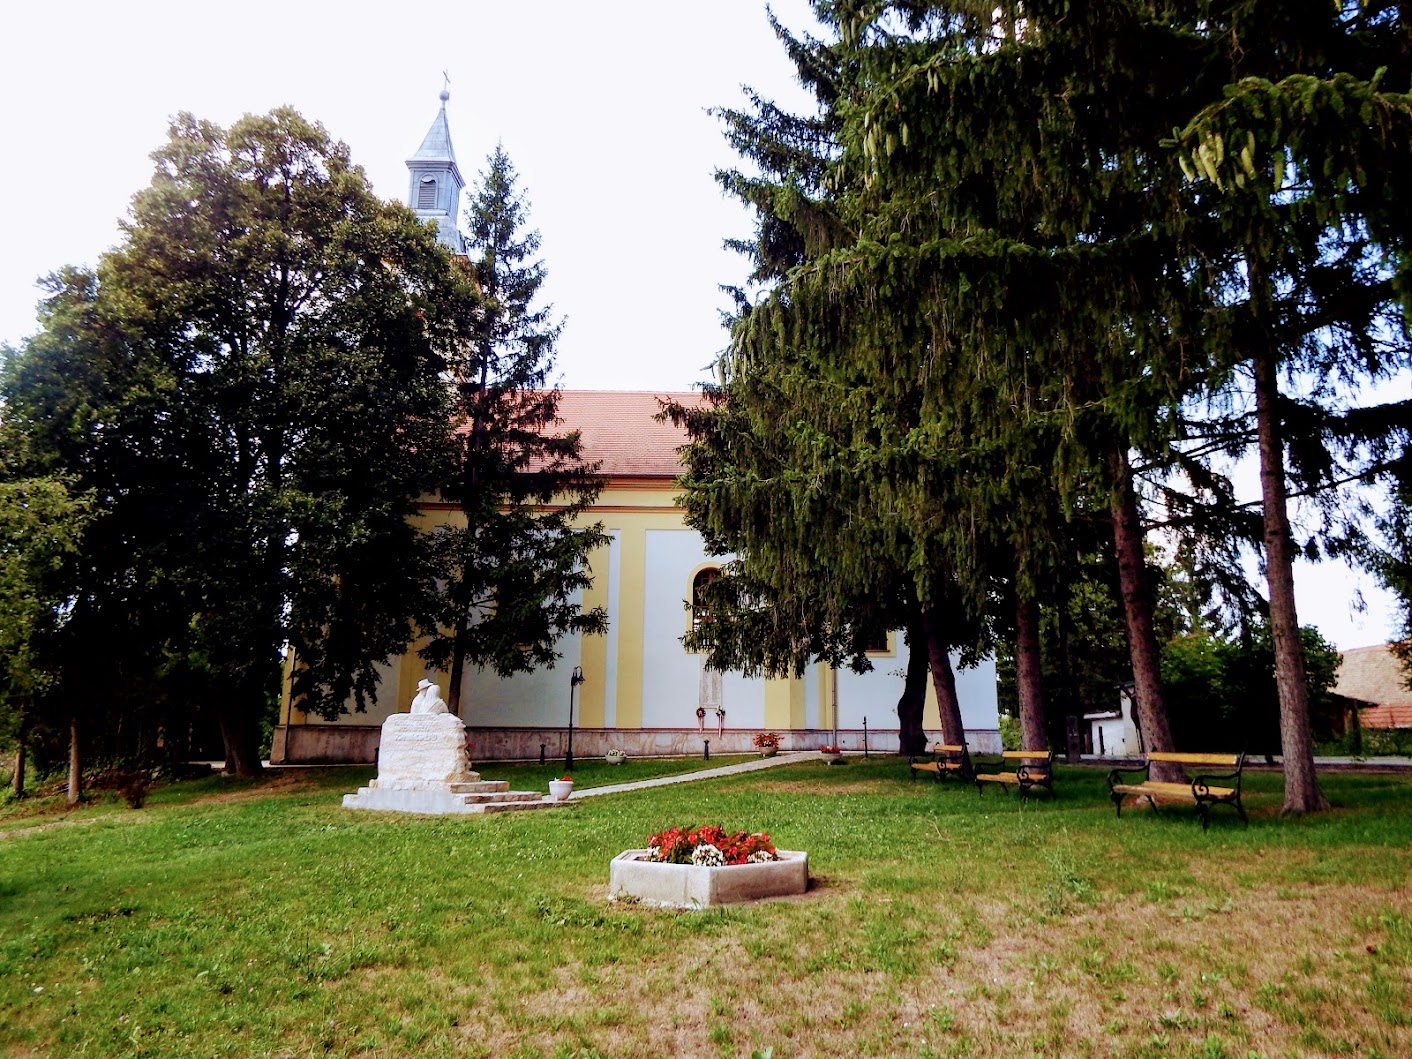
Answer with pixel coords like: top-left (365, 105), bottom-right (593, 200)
top-left (555, 390), bottom-right (701, 480)
top-left (1334, 643), bottom-right (1412, 710)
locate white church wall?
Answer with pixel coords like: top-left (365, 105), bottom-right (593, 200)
top-left (954, 658), bottom-right (1000, 731)
top-left (460, 588), bottom-right (586, 728)
top-left (641, 528), bottom-right (766, 728)
top-left (837, 661), bottom-right (906, 731)
top-left (804, 662), bottom-right (821, 729)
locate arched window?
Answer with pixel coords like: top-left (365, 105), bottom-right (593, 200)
top-left (691, 566), bottom-right (720, 631)
top-left (417, 177), bottom-right (438, 209)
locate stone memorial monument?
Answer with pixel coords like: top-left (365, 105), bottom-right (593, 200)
top-left (343, 681), bottom-right (553, 815)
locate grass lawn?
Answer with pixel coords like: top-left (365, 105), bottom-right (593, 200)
top-left (1, 759), bottom-right (1409, 1058)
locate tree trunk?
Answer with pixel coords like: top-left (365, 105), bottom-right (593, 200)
top-left (66, 714), bottom-right (81, 806)
top-left (1253, 340), bottom-right (1329, 813)
top-left (922, 607), bottom-right (967, 748)
top-left (1057, 589), bottom-right (1083, 753)
top-left (1014, 591), bottom-right (1048, 750)
top-left (446, 618), bottom-right (467, 716)
top-left (216, 691), bottom-right (264, 777)
top-left (1108, 448), bottom-right (1181, 782)
top-left (896, 615), bottom-right (929, 756)
top-left (12, 711), bottom-right (27, 799)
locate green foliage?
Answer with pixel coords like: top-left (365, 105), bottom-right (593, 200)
top-left (1368, 468), bottom-right (1412, 688)
top-left (419, 146), bottom-right (606, 693)
top-left (997, 713), bottom-right (1020, 751)
top-left (0, 475), bottom-right (93, 715)
top-left (2, 108), bottom-right (463, 765)
top-left (1162, 625), bottom-right (1345, 753)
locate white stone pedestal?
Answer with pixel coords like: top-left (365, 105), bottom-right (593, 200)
top-left (344, 713), bottom-right (556, 815)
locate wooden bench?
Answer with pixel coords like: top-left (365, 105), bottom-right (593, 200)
top-left (1107, 752), bottom-right (1247, 830)
top-left (909, 743), bottom-right (973, 783)
top-left (974, 749), bottom-right (1054, 799)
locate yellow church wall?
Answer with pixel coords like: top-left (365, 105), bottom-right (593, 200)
top-left (278, 472), bottom-right (1000, 760)
top-left (574, 539), bottom-right (612, 729)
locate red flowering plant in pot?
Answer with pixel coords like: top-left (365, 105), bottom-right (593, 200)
top-left (645, 825), bottom-right (778, 866)
top-left (752, 732), bottom-right (780, 756)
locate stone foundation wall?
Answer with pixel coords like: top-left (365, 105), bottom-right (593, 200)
top-left (271, 723), bottom-right (1002, 765)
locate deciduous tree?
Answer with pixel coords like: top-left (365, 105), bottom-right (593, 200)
top-left (5, 109), bottom-right (461, 774)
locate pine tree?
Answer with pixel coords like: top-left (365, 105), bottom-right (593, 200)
top-left (669, 15), bottom-right (1000, 754)
top-left (419, 147), bottom-right (607, 712)
top-left (1168, 3), bottom-right (1412, 811)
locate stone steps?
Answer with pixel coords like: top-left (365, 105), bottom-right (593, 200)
top-left (447, 780), bottom-right (511, 794)
top-left (458, 790), bottom-right (544, 804)
top-left (343, 784), bottom-right (565, 815)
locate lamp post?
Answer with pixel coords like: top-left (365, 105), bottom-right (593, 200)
top-left (565, 666), bottom-right (585, 771)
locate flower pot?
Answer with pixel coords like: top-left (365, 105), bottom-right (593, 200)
top-left (548, 780), bottom-right (574, 801)
top-left (605, 751), bottom-right (626, 765)
top-left (819, 751), bottom-right (843, 764)
top-left (759, 747), bottom-right (778, 758)
top-left (610, 849), bottom-right (810, 908)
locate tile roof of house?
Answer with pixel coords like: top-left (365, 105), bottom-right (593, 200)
top-left (555, 390), bottom-right (702, 479)
top-left (1333, 643), bottom-right (1412, 708)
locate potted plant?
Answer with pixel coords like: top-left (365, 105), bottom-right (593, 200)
top-left (752, 732), bottom-right (781, 757)
top-left (605, 748), bottom-right (627, 765)
top-left (548, 774), bottom-right (574, 800)
top-left (819, 744), bottom-right (844, 764)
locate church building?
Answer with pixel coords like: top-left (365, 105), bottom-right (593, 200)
top-left (269, 95), bottom-right (1000, 765)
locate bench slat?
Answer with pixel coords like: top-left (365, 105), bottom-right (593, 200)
top-left (910, 743), bottom-right (972, 784)
top-left (1112, 781), bottom-right (1236, 799)
top-left (1107, 751), bottom-right (1247, 830)
top-left (974, 748), bottom-right (1053, 799)
top-left (1146, 752), bottom-right (1241, 767)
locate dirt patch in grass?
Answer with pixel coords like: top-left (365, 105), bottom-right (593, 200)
top-left (939, 879), bottom-right (1412, 1058)
top-left (0, 812), bottom-right (111, 841)
top-left (406, 879), bottom-right (1412, 1058)
top-left (747, 778), bottom-right (911, 797)
top-left (193, 770), bottom-right (330, 804)
top-left (1, 768), bottom-right (354, 839)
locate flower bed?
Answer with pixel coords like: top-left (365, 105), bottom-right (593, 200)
top-left (609, 824), bottom-right (808, 907)
top-left (647, 824), bottom-right (778, 865)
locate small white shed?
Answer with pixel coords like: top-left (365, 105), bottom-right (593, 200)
top-left (1084, 685), bottom-right (1143, 758)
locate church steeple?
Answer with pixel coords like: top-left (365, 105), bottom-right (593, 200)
top-left (407, 87), bottom-right (466, 255)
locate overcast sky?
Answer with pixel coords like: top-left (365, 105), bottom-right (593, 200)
top-left (0, 1), bottom-right (1401, 650)
top-left (0, 0), bottom-right (817, 389)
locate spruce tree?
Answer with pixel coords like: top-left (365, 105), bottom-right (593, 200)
top-left (789, 1), bottom-right (1410, 809)
top-left (671, 15), bottom-right (992, 754)
top-left (1168, 3), bottom-right (1412, 811)
top-left (419, 147), bottom-right (606, 712)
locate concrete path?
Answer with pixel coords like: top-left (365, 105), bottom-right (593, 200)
top-left (569, 751), bottom-right (817, 800)
top-left (568, 751), bottom-right (1412, 801)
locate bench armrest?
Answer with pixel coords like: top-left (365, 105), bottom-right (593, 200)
top-left (1106, 763), bottom-right (1149, 788)
top-left (1193, 770), bottom-right (1241, 791)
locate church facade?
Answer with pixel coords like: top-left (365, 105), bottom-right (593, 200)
top-left (269, 99), bottom-right (999, 765)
